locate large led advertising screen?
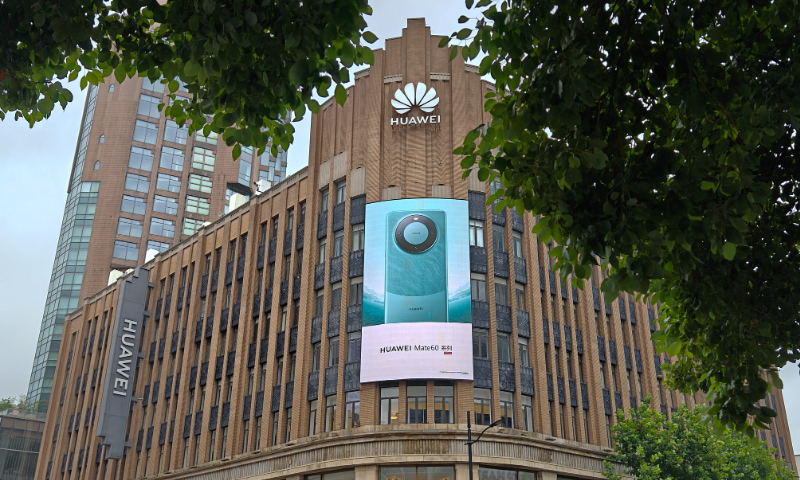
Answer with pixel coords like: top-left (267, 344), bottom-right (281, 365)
top-left (361, 198), bottom-right (473, 382)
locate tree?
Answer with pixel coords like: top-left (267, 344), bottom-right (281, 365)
top-left (602, 397), bottom-right (793, 480)
top-left (450, 0), bottom-right (800, 431)
top-left (0, 0), bottom-right (377, 157)
top-left (0, 396), bottom-right (14, 412)
top-left (0, 394), bottom-right (44, 412)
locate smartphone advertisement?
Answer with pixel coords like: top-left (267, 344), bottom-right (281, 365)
top-left (361, 198), bottom-right (473, 382)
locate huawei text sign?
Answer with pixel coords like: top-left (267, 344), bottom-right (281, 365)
top-left (391, 82), bottom-right (441, 128)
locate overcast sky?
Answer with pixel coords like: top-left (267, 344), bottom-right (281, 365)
top-left (0, 0), bottom-right (797, 454)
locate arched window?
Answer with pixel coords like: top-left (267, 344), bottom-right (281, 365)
top-left (94, 161), bottom-right (100, 170)
top-left (109, 84), bottom-right (115, 93)
top-left (99, 135), bottom-right (105, 144)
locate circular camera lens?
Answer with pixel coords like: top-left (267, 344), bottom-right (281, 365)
top-left (395, 214), bottom-right (437, 253)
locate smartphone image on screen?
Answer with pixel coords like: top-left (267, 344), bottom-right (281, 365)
top-left (384, 210), bottom-right (448, 323)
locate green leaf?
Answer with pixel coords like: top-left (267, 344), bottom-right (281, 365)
top-left (184, 60), bottom-right (201, 77)
top-left (289, 59), bottom-right (309, 85)
top-left (722, 242), bottom-right (736, 261)
top-left (456, 28), bottom-right (472, 39)
top-left (362, 31), bottom-right (378, 43)
top-left (438, 37), bottom-right (449, 48)
top-left (244, 11), bottom-right (257, 26)
top-left (334, 84), bottom-right (347, 106)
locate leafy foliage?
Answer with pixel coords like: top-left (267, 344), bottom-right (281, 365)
top-left (451, 0), bottom-right (800, 431)
top-left (0, 0), bottom-right (376, 157)
top-left (603, 397), bottom-right (793, 480)
top-left (0, 394), bottom-right (44, 412)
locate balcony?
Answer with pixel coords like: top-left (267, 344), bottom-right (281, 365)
top-left (348, 250), bottom-right (364, 277)
top-left (350, 195), bottom-right (366, 224)
top-left (569, 378), bottom-right (577, 407)
top-left (231, 302), bottom-right (241, 327)
top-left (510, 209), bottom-right (524, 232)
top-left (296, 223), bottom-right (305, 250)
top-left (284, 381), bottom-right (294, 409)
top-left (324, 365), bottom-right (338, 396)
top-left (257, 243), bottom-right (265, 269)
top-left (210, 267), bottom-right (219, 293)
top-left (310, 316), bottom-right (322, 344)
top-left (225, 260), bottom-right (234, 286)
top-left (237, 253), bottom-right (245, 280)
top-left (314, 264), bottom-right (325, 290)
top-left (473, 358), bottom-right (492, 389)
top-left (608, 339), bottom-right (617, 365)
top-left (327, 310), bottom-right (341, 337)
top-left (546, 373), bottom-right (553, 401)
top-left (548, 269), bottom-right (556, 295)
top-left (259, 337), bottom-right (269, 364)
top-left (624, 345), bottom-right (632, 370)
top-left (576, 329), bottom-right (584, 354)
top-left (242, 395), bottom-right (252, 421)
top-left (597, 336), bottom-right (606, 362)
top-left (557, 375), bottom-right (565, 404)
top-left (200, 273), bottom-right (208, 299)
top-left (520, 366), bottom-right (535, 396)
top-left (542, 317), bottom-right (550, 344)
top-left (254, 391), bottom-right (264, 418)
top-left (317, 210), bottom-right (328, 239)
top-left (226, 350), bottom-right (236, 376)
top-left (268, 237), bottom-right (277, 263)
top-left (252, 292), bottom-right (261, 317)
top-left (293, 274), bottom-right (301, 300)
top-left (498, 361), bottom-right (515, 392)
top-left (346, 305), bottom-right (362, 333)
top-left (214, 355), bottom-right (224, 380)
top-left (247, 342), bottom-right (257, 368)
top-left (564, 324), bottom-right (572, 352)
top-left (209, 405), bottom-right (218, 431)
top-left (307, 370), bottom-right (319, 401)
top-left (468, 192), bottom-right (486, 220)
top-left (263, 287), bottom-right (273, 313)
top-left (471, 301), bottom-right (490, 329)
top-left (199, 361), bottom-right (208, 386)
top-left (344, 362), bottom-right (360, 392)
top-left (602, 388), bottom-right (612, 415)
top-left (289, 327), bottom-right (298, 353)
top-left (194, 320), bottom-right (202, 343)
top-left (470, 246), bottom-right (488, 273)
top-left (493, 251), bottom-right (509, 278)
top-left (177, 286), bottom-right (184, 310)
top-left (275, 331), bottom-right (285, 358)
top-left (271, 385), bottom-right (281, 412)
top-left (189, 366), bottom-right (197, 390)
top-left (513, 256), bottom-right (527, 284)
top-left (332, 202), bottom-right (346, 232)
top-left (517, 310), bottom-right (530, 338)
top-left (495, 304), bottom-right (512, 333)
top-left (491, 202), bottom-right (506, 226)
top-left (219, 307), bottom-right (229, 332)
top-left (221, 402), bottom-right (230, 427)
top-left (283, 229), bottom-right (293, 256)
top-left (539, 266), bottom-right (545, 291)
top-left (279, 280), bottom-right (289, 306)
top-left (329, 256), bottom-right (343, 283)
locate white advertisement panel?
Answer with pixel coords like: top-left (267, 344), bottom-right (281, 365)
top-left (361, 198), bottom-right (472, 382)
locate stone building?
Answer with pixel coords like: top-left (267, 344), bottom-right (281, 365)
top-left (35, 18), bottom-right (797, 480)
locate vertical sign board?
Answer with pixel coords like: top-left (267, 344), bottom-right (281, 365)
top-left (95, 267), bottom-right (149, 459)
top-left (361, 198), bottom-right (473, 382)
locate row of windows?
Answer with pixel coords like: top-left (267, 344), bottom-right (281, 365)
top-left (129, 143), bottom-right (215, 179)
top-left (133, 119), bottom-right (189, 146)
top-left (124, 172), bottom-right (182, 194)
top-left (468, 219), bottom-right (524, 257)
top-left (113, 239), bottom-right (173, 261)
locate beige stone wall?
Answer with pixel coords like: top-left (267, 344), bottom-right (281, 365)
top-left (36, 17), bottom-right (797, 480)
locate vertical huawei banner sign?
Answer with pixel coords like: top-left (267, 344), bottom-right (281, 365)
top-left (361, 199), bottom-right (473, 382)
top-left (96, 267), bottom-right (149, 459)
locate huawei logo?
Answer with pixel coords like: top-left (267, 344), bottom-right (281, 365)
top-left (391, 83), bottom-right (439, 114)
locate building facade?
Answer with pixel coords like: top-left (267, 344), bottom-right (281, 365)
top-left (27, 70), bottom-right (289, 409)
top-left (35, 18), bottom-right (797, 480)
top-left (0, 409), bottom-right (46, 480)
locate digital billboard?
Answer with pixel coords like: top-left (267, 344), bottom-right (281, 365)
top-left (361, 198), bottom-right (472, 382)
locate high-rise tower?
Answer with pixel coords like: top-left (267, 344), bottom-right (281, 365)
top-left (27, 77), bottom-right (288, 409)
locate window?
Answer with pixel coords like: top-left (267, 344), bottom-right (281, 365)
top-left (318, 239), bottom-right (327, 265)
top-left (324, 396), bottom-right (336, 432)
top-left (187, 174), bottom-right (212, 194)
top-left (381, 467), bottom-right (454, 480)
top-left (406, 385), bottom-right (427, 424)
top-left (512, 231), bottom-right (524, 258)
top-left (147, 240), bottom-right (170, 253)
top-left (351, 224), bottom-right (365, 251)
top-left (333, 230), bottom-right (344, 258)
top-left (164, 120), bottom-right (188, 144)
top-left (133, 120), bottom-right (158, 144)
top-left (493, 224), bottom-right (506, 252)
top-left (109, 84), bottom-right (115, 93)
top-left (515, 284), bottom-right (526, 311)
top-left (311, 343), bottom-right (321, 372)
top-left (473, 328), bottom-right (489, 359)
top-left (320, 188), bottom-right (329, 212)
top-left (241, 420), bottom-right (250, 452)
top-left (271, 414), bottom-right (278, 446)
top-left (315, 290), bottom-right (325, 317)
top-left (94, 160), bottom-right (100, 170)
top-left (284, 408), bottom-right (292, 442)
top-left (121, 195), bottom-right (146, 215)
top-left (157, 173), bottom-right (181, 193)
top-left (308, 400), bottom-right (317, 436)
top-left (349, 277), bottom-right (363, 306)
top-left (192, 147), bottom-right (216, 171)
top-left (195, 130), bottom-right (218, 145)
top-left (142, 77), bottom-right (165, 93)
top-left (129, 146), bottom-right (154, 171)
top-left (518, 338), bottom-right (530, 367)
top-left (239, 147), bottom-right (252, 185)
top-left (298, 202), bottom-right (306, 225)
top-left (499, 392), bottom-right (514, 428)
top-left (150, 217), bottom-right (175, 238)
top-left (490, 178), bottom-right (503, 195)
top-left (186, 195), bottom-right (210, 215)
top-left (335, 180), bottom-right (346, 204)
top-left (328, 336), bottom-right (339, 366)
top-left (138, 94), bottom-right (161, 118)
top-left (347, 332), bottom-right (361, 362)
top-left (344, 392), bottom-right (360, 428)
top-left (495, 278), bottom-right (508, 305)
top-left (125, 173), bottom-right (150, 193)
top-left (497, 332), bottom-right (511, 362)
top-left (153, 195), bottom-right (178, 215)
top-left (469, 220), bottom-right (485, 247)
top-left (99, 134), bottom-right (105, 144)
top-left (379, 387), bottom-right (399, 425)
top-left (471, 273), bottom-right (487, 302)
top-left (474, 388), bottom-right (492, 425)
top-left (160, 146), bottom-right (185, 171)
top-left (331, 282), bottom-right (342, 310)
top-left (113, 240), bottom-right (139, 261)
top-left (118, 218), bottom-right (143, 238)
top-left (434, 384), bottom-right (454, 424)
top-left (522, 396), bottom-right (534, 431)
